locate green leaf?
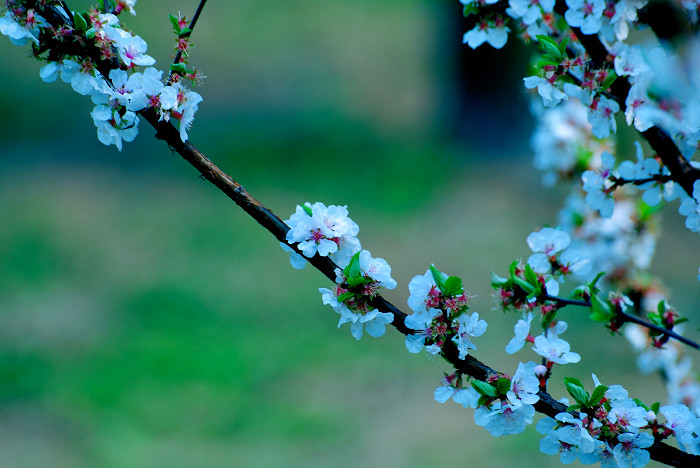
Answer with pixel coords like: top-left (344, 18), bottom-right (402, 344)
top-left (180, 27), bottom-right (192, 36)
top-left (513, 276), bottom-right (535, 295)
top-left (430, 265), bottom-right (447, 292)
top-left (169, 14), bottom-right (181, 34)
top-left (674, 317), bottom-right (689, 325)
top-left (346, 276), bottom-right (370, 288)
top-left (589, 294), bottom-right (613, 323)
top-left (536, 35), bottom-right (563, 60)
top-left (462, 4), bottom-right (479, 17)
top-left (647, 312), bottom-right (663, 327)
top-left (73, 11), bottom-right (88, 33)
top-left (558, 37), bottom-right (570, 55)
top-left (600, 70), bottom-right (618, 91)
top-left (588, 272), bottom-right (606, 291)
top-left (633, 398), bottom-right (649, 411)
top-left (567, 403), bottom-right (582, 411)
top-left (477, 395), bottom-right (492, 407)
top-left (337, 292), bottom-right (354, 303)
top-left (564, 380), bottom-right (590, 406)
top-left (471, 380), bottom-right (497, 397)
top-left (589, 385), bottom-right (608, 406)
top-left (651, 402), bottom-right (660, 414)
top-left (343, 252), bottom-right (362, 280)
top-left (496, 378), bottom-right (511, 395)
top-left (170, 63), bottom-right (187, 75)
top-left (302, 203), bottom-right (313, 216)
top-left (509, 260), bottom-right (518, 278)
top-left (444, 276), bottom-right (463, 296)
top-left (564, 377), bottom-right (584, 388)
top-left (524, 264), bottom-right (539, 286)
top-left (491, 272), bottom-right (508, 287)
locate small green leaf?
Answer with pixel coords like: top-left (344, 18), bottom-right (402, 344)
top-left (346, 276), bottom-right (370, 288)
top-left (558, 37), bottom-right (570, 55)
top-left (343, 252), bottom-right (362, 280)
top-left (471, 380), bottom-right (497, 397)
top-left (491, 272), bottom-right (508, 287)
top-left (600, 70), bottom-right (618, 91)
top-left (462, 4), bottom-right (479, 17)
top-left (564, 380), bottom-right (590, 406)
top-left (477, 395), bottom-right (491, 407)
top-left (496, 378), bottom-right (511, 395)
top-left (444, 276), bottom-right (463, 296)
top-left (567, 403), bottom-right (582, 411)
top-left (589, 385), bottom-right (608, 406)
top-left (536, 35), bottom-right (563, 61)
top-left (430, 264), bottom-right (447, 292)
top-left (302, 203), bottom-right (313, 216)
top-left (337, 292), bottom-right (354, 303)
top-left (564, 377), bottom-right (584, 388)
top-left (73, 11), bottom-right (88, 33)
top-left (590, 294), bottom-right (613, 323)
top-left (170, 63), bottom-right (187, 75)
top-left (633, 398), bottom-right (649, 411)
top-left (651, 402), bottom-right (660, 414)
top-left (169, 13), bottom-right (181, 34)
top-left (513, 277), bottom-right (535, 295)
top-left (588, 272), bottom-right (606, 291)
top-left (509, 260), bottom-right (519, 278)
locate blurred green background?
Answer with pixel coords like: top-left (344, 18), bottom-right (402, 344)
top-left (1, 1), bottom-right (698, 467)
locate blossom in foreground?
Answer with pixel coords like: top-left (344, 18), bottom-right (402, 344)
top-left (507, 361), bottom-right (540, 407)
top-left (506, 313), bottom-right (533, 354)
top-left (475, 400), bottom-right (535, 436)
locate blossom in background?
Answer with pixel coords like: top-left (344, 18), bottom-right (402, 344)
top-left (463, 17), bottom-right (510, 49)
top-left (524, 76), bottom-right (569, 108)
top-left (564, 0), bottom-right (605, 34)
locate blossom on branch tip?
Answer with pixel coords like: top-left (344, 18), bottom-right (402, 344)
top-left (564, 0), bottom-right (605, 35)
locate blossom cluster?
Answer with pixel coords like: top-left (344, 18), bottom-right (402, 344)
top-left (282, 202), bottom-right (361, 269)
top-left (537, 375), bottom-right (700, 465)
top-left (404, 266), bottom-right (486, 359)
top-left (319, 250), bottom-right (396, 340)
top-left (0, 0), bottom-right (203, 149)
top-left (434, 362), bottom-right (542, 437)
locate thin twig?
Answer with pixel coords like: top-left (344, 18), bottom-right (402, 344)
top-left (543, 294), bottom-right (700, 350)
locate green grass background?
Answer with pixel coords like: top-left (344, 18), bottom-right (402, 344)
top-left (0, 1), bottom-right (698, 467)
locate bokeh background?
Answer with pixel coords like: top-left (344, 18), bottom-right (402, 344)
top-left (1, 1), bottom-right (699, 467)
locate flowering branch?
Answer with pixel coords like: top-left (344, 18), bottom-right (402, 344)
top-left (542, 294), bottom-right (700, 350)
top-left (4, 1), bottom-right (700, 466)
top-left (166, 0), bottom-right (207, 85)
